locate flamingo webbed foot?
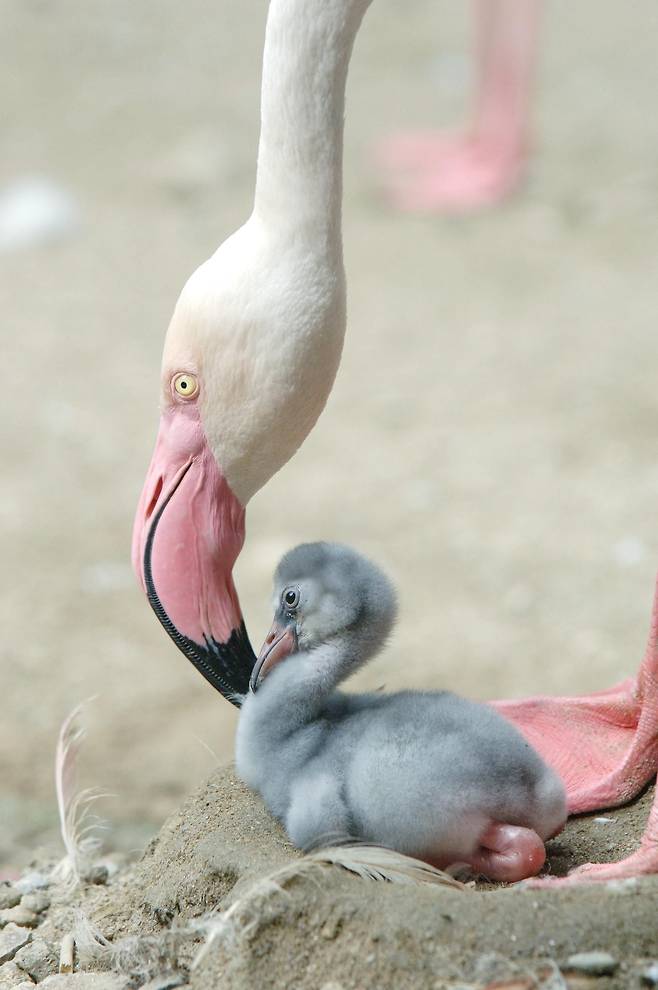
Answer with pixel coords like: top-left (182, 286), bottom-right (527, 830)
top-left (374, 130), bottom-right (526, 213)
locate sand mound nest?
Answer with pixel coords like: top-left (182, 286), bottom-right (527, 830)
top-left (1, 766), bottom-right (657, 990)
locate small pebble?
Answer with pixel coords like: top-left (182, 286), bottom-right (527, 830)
top-left (14, 873), bottom-right (49, 895)
top-left (0, 906), bottom-right (38, 929)
top-left (0, 924), bottom-right (31, 965)
top-left (0, 960), bottom-right (30, 987)
top-left (82, 865), bottom-right (109, 886)
top-left (21, 892), bottom-right (50, 914)
top-left (14, 937), bottom-right (59, 982)
top-left (40, 974), bottom-right (130, 988)
top-left (320, 916), bottom-right (340, 940)
top-left (642, 962), bottom-right (658, 986)
top-left (0, 886), bottom-right (20, 911)
top-left (137, 975), bottom-right (187, 990)
top-left (565, 951), bottom-right (618, 976)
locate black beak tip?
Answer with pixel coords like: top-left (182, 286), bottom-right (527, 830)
top-left (141, 478), bottom-right (256, 706)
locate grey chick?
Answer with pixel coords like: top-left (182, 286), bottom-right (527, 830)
top-left (236, 542), bottom-right (567, 881)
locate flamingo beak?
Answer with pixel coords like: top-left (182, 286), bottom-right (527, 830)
top-left (249, 617), bottom-right (298, 692)
top-left (132, 403), bottom-right (255, 704)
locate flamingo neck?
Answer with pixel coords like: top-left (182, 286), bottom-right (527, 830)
top-left (245, 640), bottom-right (351, 738)
top-left (253, 0), bottom-right (372, 245)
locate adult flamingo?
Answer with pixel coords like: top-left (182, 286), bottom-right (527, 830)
top-left (132, 0), bottom-right (658, 883)
top-left (132, 0), bottom-right (371, 697)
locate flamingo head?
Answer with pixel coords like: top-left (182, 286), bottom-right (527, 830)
top-left (132, 221), bottom-right (346, 704)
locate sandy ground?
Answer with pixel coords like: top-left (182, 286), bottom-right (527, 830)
top-left (2, 0), bottom-right (658, 882)
top-left (3, 768), bottom-right (656, 988)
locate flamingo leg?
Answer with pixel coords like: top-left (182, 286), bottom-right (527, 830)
top-left (491, 583), bottom-right (658, 883)
top-left (375, 0), bottom-right (541, 212)
top-left (530, 797), bottom-right (658, 887)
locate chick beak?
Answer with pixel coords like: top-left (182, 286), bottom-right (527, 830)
top-left (249, 617), bottom-right (298, 692)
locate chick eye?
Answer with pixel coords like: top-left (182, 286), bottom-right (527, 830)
top-left (173, 373), bottom-right (199, 399)
top-left (283, 588), bottom-right (299, 609)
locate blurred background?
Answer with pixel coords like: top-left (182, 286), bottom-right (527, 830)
top-left (2, 0), bottom-right (657, 872)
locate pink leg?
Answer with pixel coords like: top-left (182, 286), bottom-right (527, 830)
top-left (375, 0), bottom-right (541, 213)
top-left (468, 823), bottom-right (546, 882)
top-left (529, 796), bottom-right (658, 887)
top-left (492, 582), bottom-right (658, 883)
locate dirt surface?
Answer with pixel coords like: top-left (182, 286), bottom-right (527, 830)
top-left (4, 766), bottom-right (657, 989)
top-left (2, 0), bottom-right (658, 962)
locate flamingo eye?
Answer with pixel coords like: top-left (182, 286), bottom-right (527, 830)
top-left (173, 373), bottom-right (199, 399)
top-left (283, 588), bottom-right (300, 609)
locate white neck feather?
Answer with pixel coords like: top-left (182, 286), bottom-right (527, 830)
top-left (253, 0), bottom-right (372, 244)
top-left (163, 0), bottom-right (374, 504)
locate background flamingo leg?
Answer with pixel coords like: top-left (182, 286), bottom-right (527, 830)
top-left (375, 0), bottom-right (541, 212)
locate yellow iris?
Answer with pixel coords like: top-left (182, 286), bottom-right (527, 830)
top-left (173, 373), bottom-right (199, 399)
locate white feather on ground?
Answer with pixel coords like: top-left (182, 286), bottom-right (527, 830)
top-left (52, 700), bottom-right (107, 888)
top-left (192, 844), bottom-right (465, 967)
top-left (74, 914), bottom-right (181, 982)
top-left (309, 845), bottom-right (466, 887)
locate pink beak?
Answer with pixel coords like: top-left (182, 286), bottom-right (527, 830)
top-left (249, 618), bottom-right (298, 692)
top-left (132, 403), bottom-right (255, 702)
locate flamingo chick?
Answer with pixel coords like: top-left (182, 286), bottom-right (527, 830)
top-left (236, 543), bottom-right (567, 882)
